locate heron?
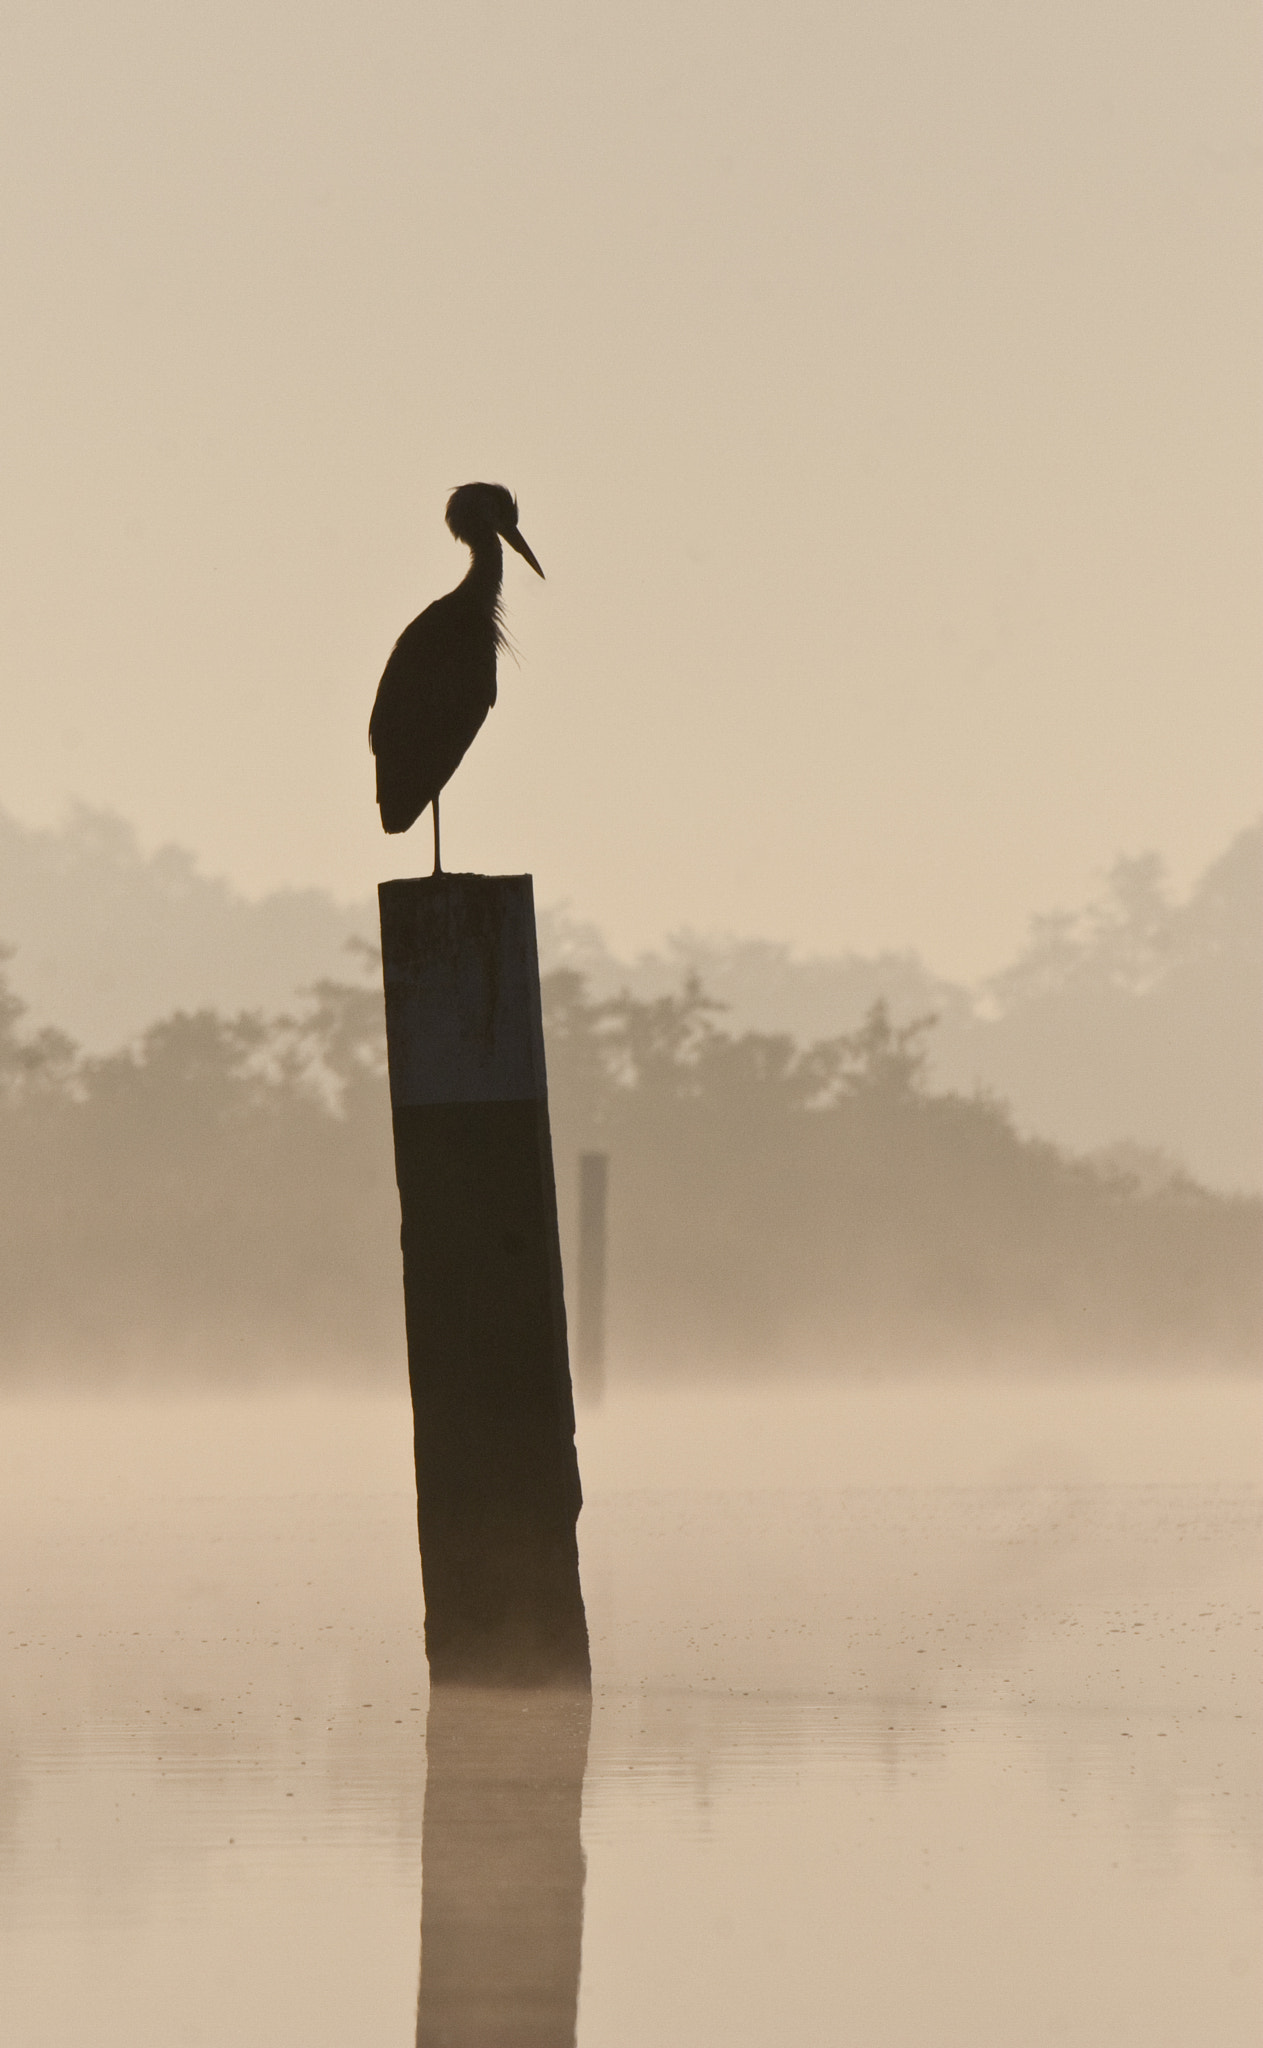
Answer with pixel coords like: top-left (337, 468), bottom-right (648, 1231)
top-left (369, 482), bottom-right (544, 873)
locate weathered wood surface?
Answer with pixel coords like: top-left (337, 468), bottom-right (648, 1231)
top-left (379, 875), bottom-right (589, 1688)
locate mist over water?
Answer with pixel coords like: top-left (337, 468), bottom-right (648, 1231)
top-left (1, 1372), bottom-right (1257, 2045)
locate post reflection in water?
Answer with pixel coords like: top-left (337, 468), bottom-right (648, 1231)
top-left (417, 1684), bottom-right (592, 2048)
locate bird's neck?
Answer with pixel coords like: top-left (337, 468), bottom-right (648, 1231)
top-left (460, 534), bottom-right (504, 613)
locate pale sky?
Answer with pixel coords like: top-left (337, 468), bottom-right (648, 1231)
top-left (2, 0), bottom-right (1259, 980)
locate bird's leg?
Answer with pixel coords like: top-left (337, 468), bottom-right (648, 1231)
top-left (432, 793), bottom-right (443, 876)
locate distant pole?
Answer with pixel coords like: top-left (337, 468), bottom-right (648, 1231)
top-left (379, 874), bottom-right (589, 1688)
top-left (576, 1151), bottom-right (609, 1403)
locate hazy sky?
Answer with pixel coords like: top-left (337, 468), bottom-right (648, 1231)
top-left (2, 0), bottom-right (1258, 979)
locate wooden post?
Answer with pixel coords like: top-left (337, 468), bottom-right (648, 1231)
top-left (379, 874), bottom-right (589, 1688)
top-left (575, 1150), bottom-right (609, 1403)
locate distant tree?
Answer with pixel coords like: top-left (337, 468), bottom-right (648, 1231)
top-left (801, 998), bottom-right (939, 1105)
top-left (0, 951), bottom-right (1257, 1380)
top-left (0, 945), bottom-right (77, 1102)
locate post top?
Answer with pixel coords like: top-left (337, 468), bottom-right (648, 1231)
top-left (377, 875), bottom-right (547, 1107)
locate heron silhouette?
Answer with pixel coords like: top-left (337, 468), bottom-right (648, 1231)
top-left (369, 482), bottom-right (544, 873)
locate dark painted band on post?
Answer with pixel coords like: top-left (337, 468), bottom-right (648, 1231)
top-left (378, 874), bottom-right (547, 1107)
top-left (395, 1097), bottom-right (588, 1685)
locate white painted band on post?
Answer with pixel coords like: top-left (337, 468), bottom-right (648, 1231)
top-left (378, 874), bottom-right (549, 1108)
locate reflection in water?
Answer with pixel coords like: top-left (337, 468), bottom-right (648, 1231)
top-left (418, 1685), bottom-right (591, 2047)
top-left (0, 1385), bottom-right (1256, 2046)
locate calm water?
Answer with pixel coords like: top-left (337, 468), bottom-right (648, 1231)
top-left (0, 1377), bottom-right (1258, 2046)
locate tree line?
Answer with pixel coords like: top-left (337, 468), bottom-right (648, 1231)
top-left (0, 953), bottom-right (1258, 1380)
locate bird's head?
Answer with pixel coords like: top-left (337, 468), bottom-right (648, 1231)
top-left (445, 482), bottom-right (544, 577)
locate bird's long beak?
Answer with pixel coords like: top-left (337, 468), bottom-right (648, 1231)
top-left (504, 526), bottom-right (545, 578)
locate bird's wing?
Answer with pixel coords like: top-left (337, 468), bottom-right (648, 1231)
top-left (369, 596), bottom-right (497, 832)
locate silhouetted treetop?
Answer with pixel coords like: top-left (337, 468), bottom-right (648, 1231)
top-left (0, 949), bottom-right (1257, 1378)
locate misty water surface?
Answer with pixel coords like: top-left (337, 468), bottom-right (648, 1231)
top-left (0, 1374), bottom-right (1258, 2046)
